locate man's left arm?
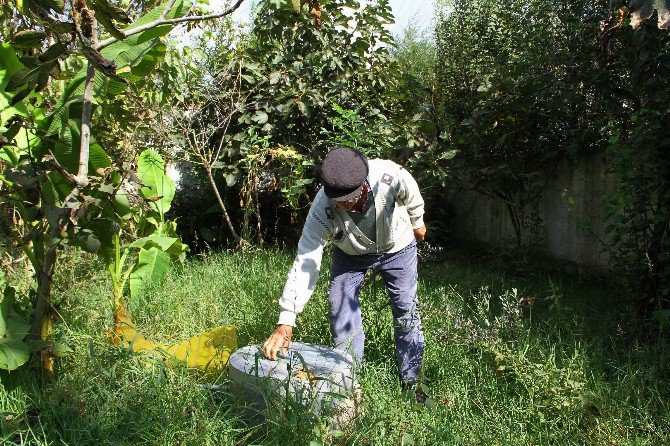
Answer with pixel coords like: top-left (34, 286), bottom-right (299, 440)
top-left (396, 166), bottom-right (426, 241)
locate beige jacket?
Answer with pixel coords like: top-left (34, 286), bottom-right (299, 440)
top-left (278, 159), bottom-right (425, 326)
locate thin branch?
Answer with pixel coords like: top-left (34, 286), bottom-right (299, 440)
top-left (158, 0), bottom-right (180, 21)
top-left (95, 0), bottom-right (245, 51)
top-left (78, 62), bottom-right (96, 183)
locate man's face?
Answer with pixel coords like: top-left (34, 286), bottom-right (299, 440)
top-left (333, 186), bottom-right (362, 210)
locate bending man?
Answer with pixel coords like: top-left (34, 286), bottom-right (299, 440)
top-left (262, 147), bottom-right (427, 394)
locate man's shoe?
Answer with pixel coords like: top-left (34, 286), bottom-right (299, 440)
top-left (401, 380), bottom-right (428, 405)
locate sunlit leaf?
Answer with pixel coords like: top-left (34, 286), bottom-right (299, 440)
top-left (137, 149), bottom-right (175, 215)
top-left (0, 339), bottom-right (30, 371)
top-left (129, 247), bottom-right (170, 305)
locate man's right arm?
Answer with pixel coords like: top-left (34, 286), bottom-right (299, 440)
top-left (277, 226), bottom-right (327, 326)
top-left (277, 193), bottom-right (333, 326)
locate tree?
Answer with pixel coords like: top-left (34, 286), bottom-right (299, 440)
top-left (434, 0), bottom-right (612, 244)
top-left (148, 0), bottom-right (406, 247)
top-left (0, 0), bottom-right (245, 370)
top-left (597, 4), bottom-right (670, 319)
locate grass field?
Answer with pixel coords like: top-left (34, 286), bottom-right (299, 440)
top-left (1, 246), bottom-right (669, 445)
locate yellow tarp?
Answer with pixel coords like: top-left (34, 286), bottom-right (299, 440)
top-left (112, 304), bottom-right (237, 373)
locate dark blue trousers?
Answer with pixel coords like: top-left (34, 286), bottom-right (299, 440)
top-left (328, 240), bottom-right (424, 383)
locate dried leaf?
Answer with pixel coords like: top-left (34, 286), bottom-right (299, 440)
top-left (657, 0), bottom-right (670, 29)
top-left (629, 0), bottom-right (654, 28)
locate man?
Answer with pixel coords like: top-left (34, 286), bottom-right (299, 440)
top-left (262, 147), bottom-right (427, 397)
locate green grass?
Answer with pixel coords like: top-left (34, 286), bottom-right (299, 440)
top-left (1, 247), bottom-right (669, 445)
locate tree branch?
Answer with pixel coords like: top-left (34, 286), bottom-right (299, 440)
top-left (78, 62), bottom-right (96, 183)
top-left (95, 0), bottom-right (246, 51)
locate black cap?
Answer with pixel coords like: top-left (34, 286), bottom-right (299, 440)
top-left (319, 147), bottom-right (369, 200)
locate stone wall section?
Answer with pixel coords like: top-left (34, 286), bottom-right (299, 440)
top-left (449, 153), bottom-right (615, 269)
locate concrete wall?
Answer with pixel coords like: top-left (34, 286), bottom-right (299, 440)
top-left (449, 153), bottom-right (614, 269)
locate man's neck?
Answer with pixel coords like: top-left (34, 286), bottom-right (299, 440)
top-left (349, 181), bottom-right (370, 213)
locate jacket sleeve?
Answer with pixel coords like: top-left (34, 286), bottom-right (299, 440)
top-left (277, 194), bottom-right (332, 326)
top-left (396, 165), bottom-right (425, 229)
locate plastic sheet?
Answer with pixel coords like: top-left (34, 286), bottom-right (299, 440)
top-left (112, 303), bottom-right (237, 373)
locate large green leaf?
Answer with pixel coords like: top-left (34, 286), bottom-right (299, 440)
top-left (10, 29), bottom-right (46, 49)
top-left (113, 187), bottom-right (133, 216)
top-left (128, 235), bottom-right (178, 251)
top-left (137, 149), bottom-right (175, 215)
top-left (127, 234), bottom-right (187, 258)
top-left (92, 0), bottom-right (131, 39)
top-left (0, 44), bottom-right (30, 144)
top-left (124, 0), bottom-right (188, 35)
top-left (0, 287), bottom-right (9, 337)
top-left (95, 9), bottom-right (126, 40)
top-left (52, 121), bottom-right (111, 173)
top-left (39, 0), bottom-right (190, 140)
top-left (129, 247), bottom-right (170, 305)
top-left (0, 287), bottom-right (30, 340)
top-left (0, 338), bottom-right (30, 371)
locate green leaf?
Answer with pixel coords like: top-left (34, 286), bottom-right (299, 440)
top-left (5, 68), bottom-right (36, 93)
top-left (0, 44), bottom-right (36, 145)
top-left (401, 432), bottom-right (415, 446)
top-left (95, 9), bottom-right (126, 40)
top-left (38, 42), bottom-right (67, 63)
top-left (128, 235), bottom-right (178, 251)
top-left (51, 342), bottom-right (73, 357)
top-left (70, 229), bottom-right (102, 254)
top-left (113, 188), bottom-right (133, 217)
top-left (88, 218), bottom-right (117, 258)
top-left (0, 287), bottom-right (12, 336)
top-left (137, 149), bottom-right (175, 215)
top-left (251, 110), bottom-right (269, 124)
top-left (1, 287), bottom-right (30, 340)
top-left (91, 0), bottom-right (131, 23)
top-left (10, 29), bottom-right (46, 49)
top-left (136, 25), bottom-right (173, 44)
top-left (27, 340), bottom-right (73, 357)
top-left (122, 0), bottom-right (189, 43)
top-left (52, 122), bottom-right (111, 174)
top-left (0, 338), bottom-right (30, 371)
top-left (128, 235), bottom-right (188, 257)
top-left (129, 247), bottom-right (170, 305)
top-left (223, 171), bottom-right (240, 186)
top-left (291, 0), bottom-right (301, 13)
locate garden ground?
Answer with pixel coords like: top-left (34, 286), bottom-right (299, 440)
top-left (1, 246), bottom-right (669, 445)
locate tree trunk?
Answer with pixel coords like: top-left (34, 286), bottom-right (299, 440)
top-left (29, 244), bottom-right (57, 341)
top-left (206, 167), bottom-right (240, 244)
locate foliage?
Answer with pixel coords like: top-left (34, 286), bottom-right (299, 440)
top-left (434, 0), bottom-right (612, 244)
top-left (628, 0), bottom-right (670, 29)
top-left (0, 0), bottom-right (241, 368)
top-left (148, 0), bottom-right (414, 248)
top-left (597, 12), bottom-right (670, 318)
top-left (237, 0), bottom-right (397, 157)
top-left (106, 149), bottom-right (187, 312)
top-left (0, 286), bottom-right (31, 371)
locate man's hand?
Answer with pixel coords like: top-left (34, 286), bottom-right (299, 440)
top-left (262, 324), bottom-right (293, 360)
top-left (413, 224), bottom-right (427, 242)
